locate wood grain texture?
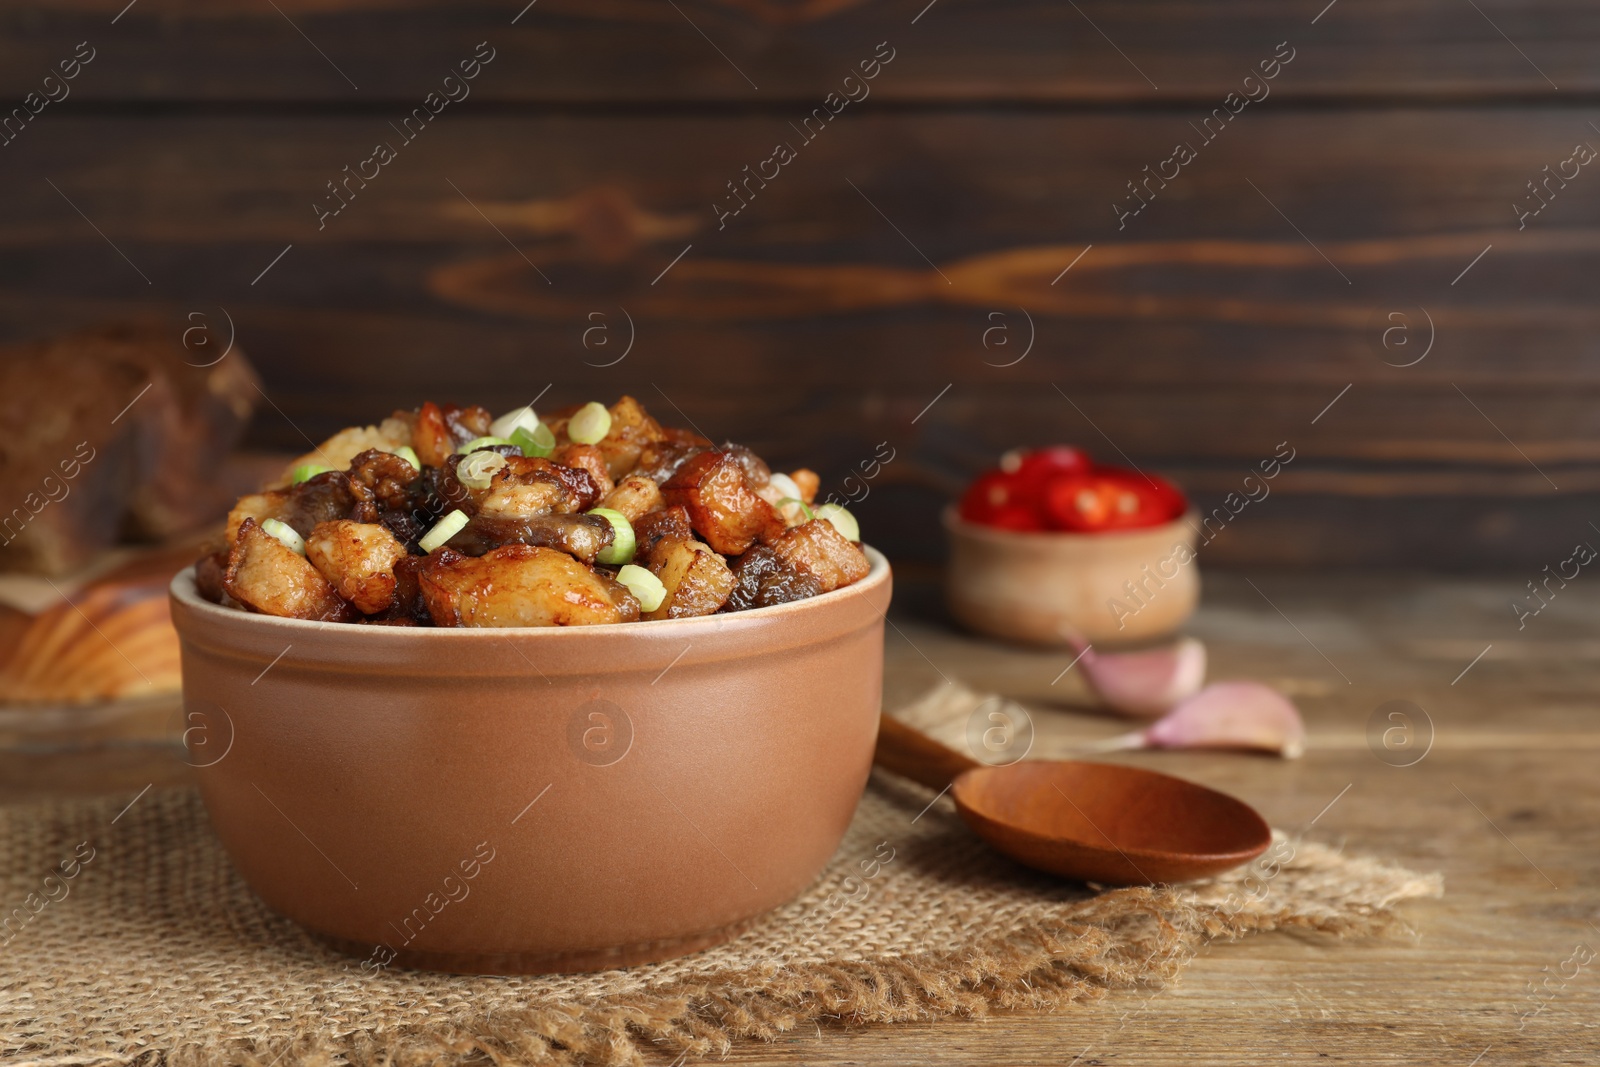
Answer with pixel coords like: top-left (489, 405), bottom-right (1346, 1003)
top-left (0, 0), bottom-right (1594, 101)
top-left (1, 107), bottom-right (1595, 566)
top-left (6, 571), bottom-right (1596, 1065)
top-left (1, 1), bottom-right (1595, 568)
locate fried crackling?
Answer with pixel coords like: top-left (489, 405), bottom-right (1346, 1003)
top-left (719, 442), bottom-right (771, 489)
top-left (476, 455), bottom-right (601, 519)
top-left (195, 547), bottom-right (230, 604)
top-left (644, 536), bottom-right (735, 620)
top-left (227, 490), bottom-right (289, 544)
top-left (442, 403), bottom-right (493, 443)
top-left (592, 394), bottom-right (668, 479)
top-left (789, 468), bottom-right (820, 503)
top-left (632, 441), bottom-right (709, 485)
top-left (551, 443), bottom-right (615, 497)
top-left (269, 415), bottom-right (413, 489)
top-left (414, 401), bottom-right (494, 468)
top-left (597, 474), bottom-right (665, 522)
top-left (418, 544), bottom-right (640, 627)
top-left (348, 448), bottom-right (421, 512)
top-left (305, 520), bottom-right (409, 615)
top-left (227, 470), bottom-right (374, 546)
top-left (223, 518), bottom-right (358, 622)
top-left (661, 451), bottom-right (784, 555)
top-left (764, 517), bottom-right (871, 593)
top-left (632, 506), bottom-right (694, 566)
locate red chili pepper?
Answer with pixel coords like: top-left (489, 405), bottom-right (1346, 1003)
top-left (961, 448), bottom-right (1185, 534)
top-left (1113, 468), bottom-right (1187, 525)
top-left (958, 470), bottom-right (1029, 524)
top-left (1043, 469), bottom-right (1185, 532)
top-left (1003, 445), bottom-right (1092, 484)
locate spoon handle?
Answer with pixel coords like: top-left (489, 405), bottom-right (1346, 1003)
top-left (873, 713), bottom-right (982, 791)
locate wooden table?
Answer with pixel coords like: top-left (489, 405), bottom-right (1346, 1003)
top-left (5, 571), bottom-right (1597, 1065)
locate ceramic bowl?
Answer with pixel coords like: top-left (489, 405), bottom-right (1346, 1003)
top-left (168, 548), bottom-right (891, 975)
top-left (944, 508), bottom-right (1198, 646)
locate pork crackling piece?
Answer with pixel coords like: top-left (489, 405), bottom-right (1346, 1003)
top-left (765, 517), bottom-right (871, 593)
top-left (304, 520), bottom-right (409, 615)
top-left (597, 474), bottom-right (665, 522)
top-left (643, 536), bottom-right (735, 620)
top-left (632, 506), bottom-right (694, 566)
top-left (661, 451), bottom-right (784, 555)
top-left (418, 544), bottom-right (640, 627)
top-left (475, 455), bottom-right (602, 519)
top-left (591, 394), bottom-right (669, 479)
top-left (550, 443), bottom-right (615, 498)
top-left (413, 401), bottom-right (492, 467)
top-left (223, 517), bottom-right (358, 622)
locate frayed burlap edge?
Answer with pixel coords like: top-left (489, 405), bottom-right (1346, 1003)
top-left (20, 843), bottom-right (1439, 1067)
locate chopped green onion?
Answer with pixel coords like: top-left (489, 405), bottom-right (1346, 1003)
top-left (291, 463), bottom-right (333, 485)
top-left (510, 423), bottom-right (556, 458)
top-left (814, 503), bottom-right (860, 542)
top-left (488, 405), bottom-right (540, 440)
top-left (462, 436), bottom-right (516, 454)
top-left (390, 446), bottom-right (421, 471)
top-left (587, 507), bottom-right (637, 565)
top-left (616, 563), bottom-right (666, 613)
top-left (419, 509), bottom-right (469, 553)
top-left (777, 497), bottom-right (814, 523)
top-left (568, 402), bottom-right (612, 445)
top-left (456, 450), bottom-right (508, 491)
top-left (260, 518), bottom-right (306, 555)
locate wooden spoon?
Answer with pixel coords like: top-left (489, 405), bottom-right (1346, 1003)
top-left (874, 714), bottom-right (1273, 885)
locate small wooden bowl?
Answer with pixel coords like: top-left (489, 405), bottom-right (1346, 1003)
top-left (944, 507), bottom-right (1199, 647)
top-left (169, 549), bottom-right (891, 975)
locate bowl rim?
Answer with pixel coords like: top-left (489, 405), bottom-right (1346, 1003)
top-left (942, 504), bottom-right (1200, 544)
top-left (170, 543), bottom-right (891, 639)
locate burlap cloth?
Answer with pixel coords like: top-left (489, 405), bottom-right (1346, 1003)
top-left (1, 699), bottom-right (1441, 1067)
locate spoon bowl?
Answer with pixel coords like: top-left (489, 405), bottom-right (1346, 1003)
top-left (876, 715), bottom-right (1272, 885)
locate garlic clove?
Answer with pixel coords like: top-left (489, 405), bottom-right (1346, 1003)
top-left (1140, 681), bottom-right (1306, 759)
top-left (1067, 635), bottom-right (1208, 718)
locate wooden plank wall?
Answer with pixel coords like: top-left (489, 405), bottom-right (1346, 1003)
top-left (2, 0), bottom-right (1597, 569)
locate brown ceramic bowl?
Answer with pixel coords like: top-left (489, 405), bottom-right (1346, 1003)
top-left (944, 507), bottom-right (1198, 646)
top-left (168, 548), bottom-right (891, 975)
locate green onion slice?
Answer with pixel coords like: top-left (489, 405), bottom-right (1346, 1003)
top-left (419, 509), bottom-right (469, 553)
top-left (488, 405), bottom-right (540, 440)
top-left (813, 503), bottom-right (860, 542)
top-left (290, 463), bottom-right (333, 485)
top-left (616, 563), bottom-right (666, 613)
top-left (456, 450), bottom-right (508, 491)
top-left (568, 402), bottom-right (613, 445)
top-left (260, 518), bottom-right (306, 555)
top-left (390, 445), bottom-right (421, 471)
top-left (510, 423), bottom-right (556, 458)
top-left (461, 436), bottom-right (516, 454)
top-left (587, 507), bottom-right (637, 566)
